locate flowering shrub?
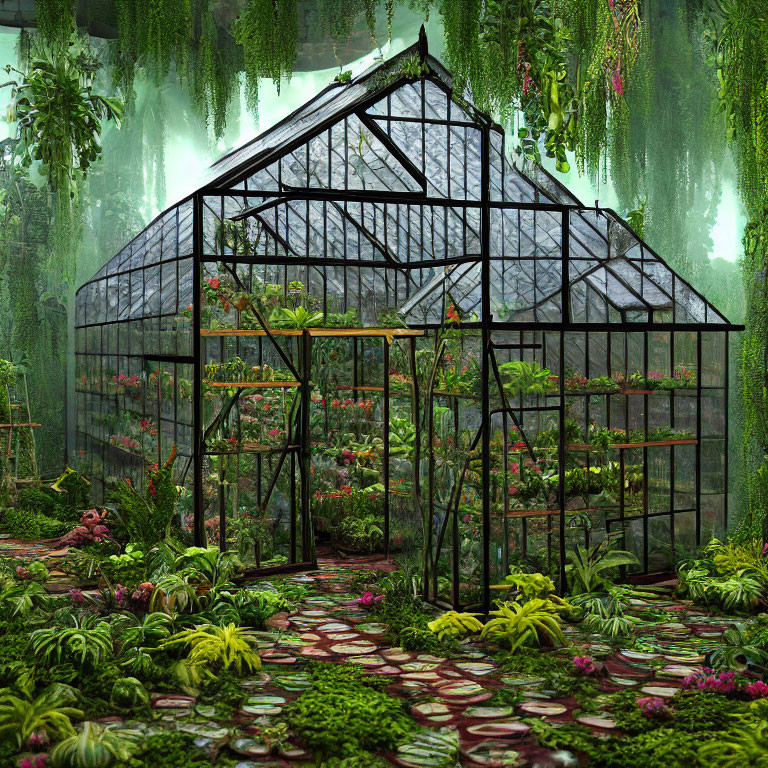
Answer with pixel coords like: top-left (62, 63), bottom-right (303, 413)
top-left (746, 680), bottom-right (768, 699)
top-left (355, 592), bottom-right (384, 607)
top-left (58, 509), bottom-right (111, 547)
top-left (572, 655), bottom-right (600, 675)
top-left (682, 669), bottom-right (739, 694)
top-left (636, 696), bottom-right (668, 717)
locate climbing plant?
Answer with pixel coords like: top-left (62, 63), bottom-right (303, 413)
top-left (34, 0), bottom-right (77, 48)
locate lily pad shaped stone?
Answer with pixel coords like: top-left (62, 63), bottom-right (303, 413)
top-left (436, 680), bottom-right (487, 698)
top-left (519, 702), bottom-right (567, 716)
top-left (466, 721), bottom-right (530, 738)
top-left (640, 685), bottom-right (679, 698)
top-left (575, 715), bottom-right (617, 729)
top-left (462, 741), bottom-right (522, 767)
top-left (329, 640), bottom-right (377, 655)
top-left (455, 662), bottom-right (496, 676)
top-left (464, 706), bottom-right (516, 719)
top-left (230, 739), bottom-right (270, 757)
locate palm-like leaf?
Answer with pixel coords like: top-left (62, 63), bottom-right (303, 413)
top-left (427, 611), bottom-right (484, 640)
top-left (481, 598), bottom-right (567, 651)
top-left (565, 537), bottom-right (639, 593)
top-left (161, 623), bottom-right (261, 674)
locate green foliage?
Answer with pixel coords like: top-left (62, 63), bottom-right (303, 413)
top-left (161, 622), bottom-right (261, 674)
top-left (109, 677), bottom-right (149, 710)
top-left (426, 610), bottom-right (483, 640)
top-left (208, 588), bottom-right (294, 629)
top-left (0, 684), bottom-right (81, 747)
top-left (112, 0), bottom-right (192, 87)
top-left (565, 537), bottom-right (640, 593)
top-left (50, 721), bottom-right (139, 768)
top-left (481, 598), bottom-right (567, 650)
top-left (123, 731), bottom-right (209, 768)
top-left (233, 0), bottom-right (298, 115)
top-left (284, 661), bottom-right (413, 758)
top-left (0, 508), bottom-right (67, 539)
top-left (498, 360), bottom-right (555, 397)
top-left (30, 621), bottom-right (113, 669)
top-left (108, 448), bottom-right (180, 548)
top-left (0, 580), bottom-right (50, 616)
top-left (35, 0), bottom-right (76, 47)
top-left (491, 571), bottom-right (556, 600)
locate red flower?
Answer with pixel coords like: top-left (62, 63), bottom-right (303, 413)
top-left (206, 277), bottom-right (220, 289)
top-left (446, 305), bottom-right (460, 324)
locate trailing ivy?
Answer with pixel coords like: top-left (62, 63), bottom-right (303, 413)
top-left (233, 0), bottom-right (299, 116)
top-left (34, 0), bottom-right (77, 48)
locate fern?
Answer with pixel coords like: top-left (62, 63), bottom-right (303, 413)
top-left (427, 610), bottom-right (483, 641)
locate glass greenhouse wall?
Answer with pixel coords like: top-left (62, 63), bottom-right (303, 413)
top-left (75, 34), bottom-right (739, 611)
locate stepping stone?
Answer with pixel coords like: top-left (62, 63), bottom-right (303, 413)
top-left (619, 650), bottom-right (660, 661)
top-left (660, 665), bottom-right (699, 678)
top-left (412, 702), bottom-right (452, 718)
top-left (455, 661), bottom-right (495, 676)
top-left (466, 721), bottom-right (530, 738)
top-left (461, 741), bottom-right (522, 767)
top-left (575, 715), bottom-right (616, 729)
top-left (401, 671), bottom-right (443, 681)
top-left (663, 654), bottom-right (704, 663)
top-left (325, 632), bottom-right (359, 640)
top-left (300, 646), bottom-right (331, 658)
top-left (609, 676), bottom-right (640, 687)
top-left (278, 745), bottom-right (309, 759)
top-left (329, 640), bottom-right (378, 655)
top-left (195, 704), bottom-right (217, 718)
top-left (318, 622), bottom-right (353, 633)
top-left (230, 739), bottom-right (270, 757)
top-left (298, 633), bottom-right (321, 641)
top-left (372, 665), bottom-right (402, 675)
top-left (356, 623), bottom-right (387, 635)
top-left (347, 654), bottom-right (386, 667)
top-left (178, 723), bottom-right (230, 741)
top-left (464, 706), bottom-right (516, 719)
top-left (640, 685), bottom-right (679, 698)
top-left (417, 654), bottom-right (447, 663)
top-left (239, 674), bottom-right (271, 690)
top-left (152, 695), bottom-right (195, 709)
top-left (518, 702), bottom-right (567, 716)
top-left (402, 662), bottom-right (440, 672)
top-left (396, 728), bottom-right (460, 767)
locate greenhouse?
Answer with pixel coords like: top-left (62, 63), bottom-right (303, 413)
top-left (5, 3), bottom-right (768, 766)
top-left (75, 33), bottom-right (738, 611)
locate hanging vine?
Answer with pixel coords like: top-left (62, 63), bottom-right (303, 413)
top-left (233, 0), bottom-right (299, 117)
top-left (34, 0), bottom-right (77, 48)
top-left (190, 0), bottom-right (242, 139)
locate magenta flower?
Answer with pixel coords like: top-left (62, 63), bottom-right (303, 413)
top-left (683, 670), bottom-right (739, 695)
top-left (747, 681), bottom-right (768, 699)
top-left (27, 731), bottom-right (49, 749)
top-left (573, 656), bottom-right (597, 675)
top-left (68, 589), bottom-right (85, 605)
top-left (611, 66), bottom-right (624, 96)
top-left (114, 585), bottom-right (129, 606)
top-left (15, 565), bottom-right (30, 580)
top-left (355, 592), bottom-right (384, 607)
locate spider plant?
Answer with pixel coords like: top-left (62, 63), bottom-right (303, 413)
top-left (49, 721), bottom-right (139, 768)
top-left (427, 611), bottom-right (484, 641)
top-left (565, 536), bottom-right (639, 594)
top-left (0, 684), bottom-right (81, 747)
top-left (30, 621), bottom-right (113, 669)
top-left (481, 598), bottom-right (567, 650)
top-left (161, 623), bottom-right (261, 674)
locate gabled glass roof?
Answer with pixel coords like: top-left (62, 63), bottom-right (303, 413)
top-left (80, 34), bottom-right (734, 330)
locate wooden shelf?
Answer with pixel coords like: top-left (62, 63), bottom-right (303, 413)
top-left (0, 423), bottom-right (41, 428)
top-left (204, 381), bottom-right (301, 388)
top-left (206, 444), bottom-right (300, 455)
top-left (336, 385), bottom-right (385, 393)
top-left (567, 439), bottom-right (697, 451)
top-left (201, 327), bottom-right (424, 344)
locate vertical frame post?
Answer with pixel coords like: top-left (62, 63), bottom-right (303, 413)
top-left (192, 192), bottom-right (204, 546)
top-left (480, 125), bottom-right (491, 614)
top-left (383, 339), bottom-right (391, 559)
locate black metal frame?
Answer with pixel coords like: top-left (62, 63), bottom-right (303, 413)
top-left (74, 30), bottom-right (741, 606)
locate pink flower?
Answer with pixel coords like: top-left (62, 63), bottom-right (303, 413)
top-left (611, 66), bottom-right (624, 96)
top-left (683, 670), bottom-right (739, 695)
top-left (268, 428), bottom-right (282, 437)
top-left (637, 696), bottom-right (667, 716)
top-left (463, 514), bottom-right (472, 523)
top-left (27, 731), bottom-right (49, 749)
top-left (68, 589), bottom-right (85, 605)
top-left (573, 656), bottom-right (597, 675)
top-left (15, 565), bottom-right (30, 579)
top-left (507, 486), bottom-right (519, 496)
top-left (356, 592), bottom-right (382, 607)
top-left (747, 681), bottom-right (768, 699)
top-left (115, 585), bottom-right (129, 606)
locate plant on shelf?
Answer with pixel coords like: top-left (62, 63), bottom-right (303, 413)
top-left (564, 373), bottom-right (620, 393)
top-left (427, 610), bottom-right (484, 641)
top-left (481, 598), bottom-right (568, 650)
top-left (275, 305), bottom-right (324, 329)
top-left (499, 360), bottom-right (557, 397)
top-left (565, 536), bottom-right (640, 593)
